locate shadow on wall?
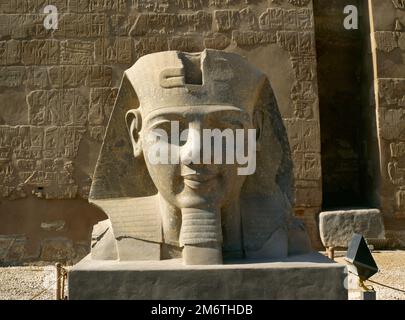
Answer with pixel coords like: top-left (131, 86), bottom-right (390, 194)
top-left (313, 0), bottom-right (379, 210)
top-left (0, 197), bottom-right (106, 266)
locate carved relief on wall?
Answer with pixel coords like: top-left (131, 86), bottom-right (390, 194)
top-left (0, 0), bottom-right (320, 208)
top-left (392, 0), bottom-right (405, 10)
top-left (375, 79), bottom-right (405, 214)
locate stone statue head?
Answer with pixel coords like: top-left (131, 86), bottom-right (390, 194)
top-left (89, 49), bottom-right (311, 265)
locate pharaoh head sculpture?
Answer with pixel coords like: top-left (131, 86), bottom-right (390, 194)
top-left (89, 49), bottom-right (311, 265)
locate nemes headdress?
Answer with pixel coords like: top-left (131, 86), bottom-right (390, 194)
top-left (125, 49), bottom-right (265, 114)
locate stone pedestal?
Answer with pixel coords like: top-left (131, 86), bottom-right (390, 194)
top-left (68, 252), bottom-right (348, 300)
top-left (319, 209), bottom-right (386, 249)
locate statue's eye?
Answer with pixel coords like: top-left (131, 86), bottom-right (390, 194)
top-left (149, 119), bottom-right (188, 145)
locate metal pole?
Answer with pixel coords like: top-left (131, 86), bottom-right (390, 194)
top-left (55, 263), bottom-right (62, 300)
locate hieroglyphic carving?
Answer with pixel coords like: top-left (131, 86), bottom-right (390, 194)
top-left (25, 67), bottom-right (49, 89)
top-left (277, 31), bottom-right (314, 56)
top-left (388, 160), bottom-right (405, 185)
top-left (134, 0), bottom-right (170, 12)
top-left (397, 188), bottom-right (405, 211)
top-left (0, 0), bottom-right (69, 13)
top-left (27, 90), bottom-right (89, 126)
top-left (285, 119), bottom-right (320, 153)
top-left (48, 65), bottom-right (112, 88)
top-left (131, 11), bottom-right (212, 36)
top-left (374, 32), bottom-right (399, 53)
top-left (259, 8), bottom-right (312, 31)
top-left (290, 80), bottom-right (316, 119)
top-left (379, 108), bottom-right (405, 140)
top-left (0, 67), bottom-right (25, 87)
top-left (207, 0), bottom-right (241, 7)
top-left (21, 40), bottom-right (60, 65)
top-left (0, 14), bottom-right (8, 38)
top-left (0, 40), bottom-right (22, 65)
top-left (168, 35), bottom-right (204, 52)
top-left (296, 8), bottom-right (313, 30)
top-left (42, 126), bottom-right (85, 159)
top-left (0, 124), bottom-right (85, 199)
top-left (276, 31), bottom-right (298, 54)
top-left (239, 7), bottom-right (258, 30)
top-left (69, 0), bottom-right (128, 13)
top-left (89, 88), bottom-right (118, 126)
top-left (0, 14), bottom-right (51, 39)
top-left (391, 142), bottom-right (405, 158)
top-left (88, 87), bottom-right (118, 141)
top-left (379, 78), bottom-right (405, 106)
top-left (134, 36), bottom-right (169, 59)
top-left (87, 66), bottom-right (113, 87)
top-left (89, 125), bottom-right (106, 142)
top-left (95, 37), bottom-right (133, 64)
top-left (0, 161), bottom-right (15, 185)
top-left (288, 0), bottom-right (310, 7)
top-left (48, 66), bottom-right (87, 88)
top-left (232, 30), bottom-right (276, 47)
top-left (60, 40), bottom-right (95, 65)
top-left (392, 0), bottom-right (405, 10)
top-left (283, 9), bottom-right (298, 30)
top-left (371, 0), bottom-right (405, 218)
top-left (260, 8), bottom-right (282, 30)
top-left (110, 14), bottom-right (138, 36)
top-left (301, 33), bottom-right (314, 56)
top-left (291, 56), bottom-right (316, 81)
top-left (55, 14), bottom-right (107, 38)
top-left (204, 33), bottom-right (231, 49)
top-left (293, 152), bottom-right (322, 181)
top-left (379, 81), bottom-right (405, 214)
top-left (214, 10), bottom-right (240, 32)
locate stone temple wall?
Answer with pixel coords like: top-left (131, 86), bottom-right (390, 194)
top-left (369, 0), bottom-right (405, 246)
top-left (1, 0), bottom-right (323, 265)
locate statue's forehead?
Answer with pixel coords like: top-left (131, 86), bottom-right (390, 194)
top-left (142, 105), bottom-right (251, 123)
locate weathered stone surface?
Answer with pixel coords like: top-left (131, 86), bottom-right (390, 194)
top-left (0, 236), bottom-right (14, 261)
top-left (0, 235), bottom-right (26, 265)
top-left (40, 238), bottom-right (75, 262)
top-left (319, 209), bottom-right (386, 248)
top-left (89, 49), bottom-right (312, 265)
top-left (91, 219), bottom-right (117, 261)
top-left (0, 0), bottom-right (321, 206)
top-left (368, 0), bottom-right (405, 245)
top-left (68, 252), bottom-right (347, 300)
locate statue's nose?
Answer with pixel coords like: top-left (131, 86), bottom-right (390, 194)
top-left (180, 122), bottom-right (202, 165)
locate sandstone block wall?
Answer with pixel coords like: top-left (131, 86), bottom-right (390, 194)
top-left (369, 0), bottom-right (405, 246)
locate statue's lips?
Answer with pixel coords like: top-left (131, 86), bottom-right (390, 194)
top-left (182, 174), bottom-right (218, 189)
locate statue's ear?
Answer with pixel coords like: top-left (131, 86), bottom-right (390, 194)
top-left (126, 109), bottom-right (142, 158)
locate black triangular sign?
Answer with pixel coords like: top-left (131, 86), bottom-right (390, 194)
top-left (345, 233), bottom-right (378, 281)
